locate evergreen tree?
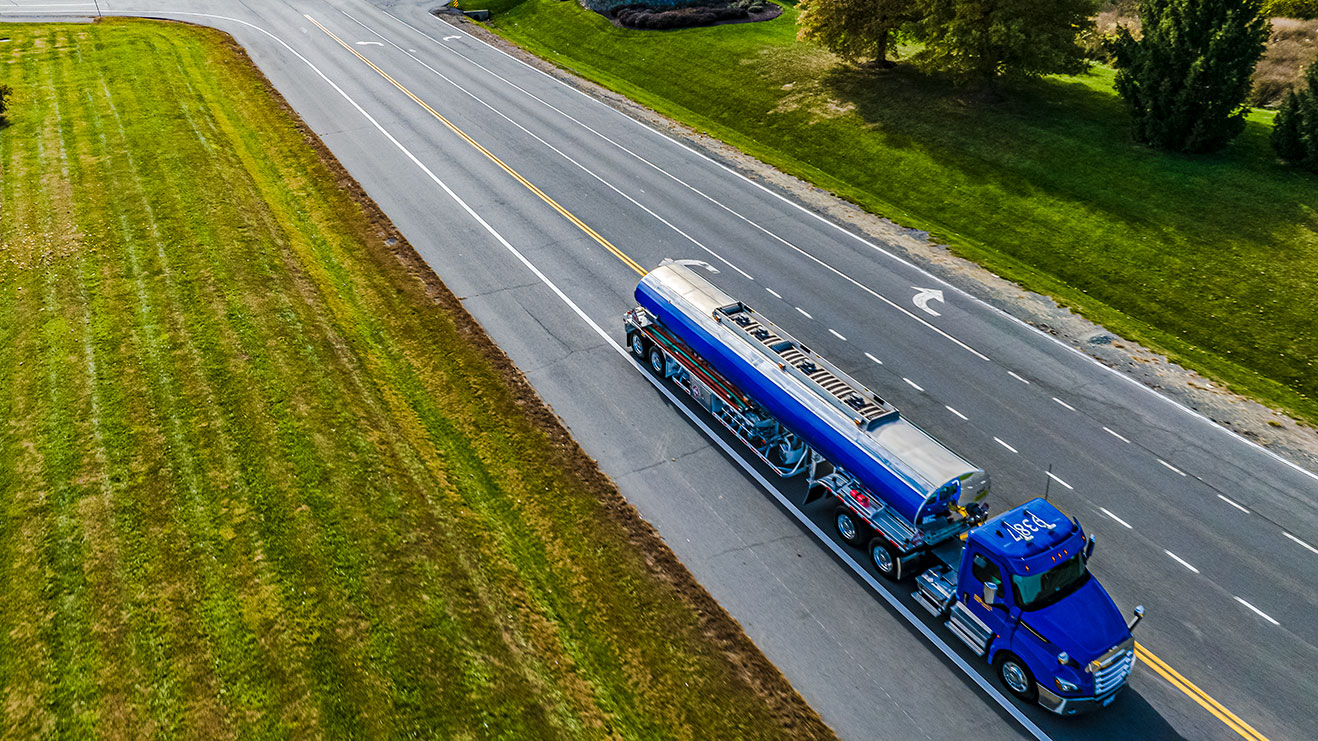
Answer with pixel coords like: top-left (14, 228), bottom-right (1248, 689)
top-left (1272, 62), bottom-right (1318, 171)
top-left (1273, 90), bottom-right (1307, 162)
top-left (1110, 0), bottom-right (1270, 153)
top-left (796, 0), bottom-right (911, 67)
top-left (912, 0), bottom-right (1097, 85)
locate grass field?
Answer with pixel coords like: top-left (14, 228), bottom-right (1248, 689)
top-left (0, 19), bottom-right (832, 738)
top-left (475, 0), bottom-right (1318, 425)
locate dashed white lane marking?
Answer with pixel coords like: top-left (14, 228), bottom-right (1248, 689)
top-left (765, 287), bottom-right (782, 299)
top-left (796, 307), bottom-right (813, 319)
top-left (1100, 507), bottom-right (1132, 529)
top-left (994, 437), bottom-right (1017, 454)
top-left (864, 352), bottom-right (883, 365)
top-left (1008, 371), bottom-right (1030, 384)
top-left (1103, 426), bottom-right (1131, 443)
top-left (829, 329), bottom-right (847, 341)
top-left (1046, 471), bottom-right (1074, 490)
top-left (1218, 494), bottom-right (1251, 514)
top-left (442, 35), bottom-right (461, 41)
top-left (945, 405), bottom-right (967, 421)
top-left (903, 377), bottom-right (924, 392)
top-left (1157, 459), bottom-right (1187, 477)
top-left (1051, 397), bottom-right (1075, 411)
top-left (1164, 550), bottom-right (1200, 574)
top-left (1234, 596), bottom-right (1280, 626)
top-left (1284, 532), bottom-right (1318, 555)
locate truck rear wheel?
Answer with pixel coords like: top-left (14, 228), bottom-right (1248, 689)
top-left (648, 347), bottom-right (666, 376)
top-left (994, 652), bottom-right (1039, 702)
top-left (868, 538), bottom-right (901, 581)
top-left (833, 506), bottom-right (869, 547)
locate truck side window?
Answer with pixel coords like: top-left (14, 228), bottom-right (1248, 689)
top-left (971, 553), bottom-right (1002, 588)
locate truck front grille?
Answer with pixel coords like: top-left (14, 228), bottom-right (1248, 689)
top-left (1093, 649), bottom-right (1135, 695)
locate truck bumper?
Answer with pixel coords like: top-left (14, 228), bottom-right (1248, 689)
top-left (1037, 683), bottom-right (1126, 715)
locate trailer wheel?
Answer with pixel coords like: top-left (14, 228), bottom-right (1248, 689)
top-left (833, 506), bottom-right (869, 547)
top-left (648, 347), bottom-right (666, 376)
top-left (868, 538), bottom-right (901, 581)
top-left (629, 333), bottom-right (646, 358)
top-left (995, 652), bottom-right (1039, 702)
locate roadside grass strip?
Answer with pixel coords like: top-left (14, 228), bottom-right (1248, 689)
top-left (475, 0), bottom-right (1318, 425)
top-left (0, 20), bottom-right (831, 738)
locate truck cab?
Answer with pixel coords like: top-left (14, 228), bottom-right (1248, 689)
top-left (919, 499), bottom-right (1141, 714)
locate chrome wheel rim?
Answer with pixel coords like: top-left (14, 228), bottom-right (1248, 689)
top-left (650, 350), bottom-right (664, 374)
top-left (836, 513), bottom-right (856, 541)
top-left (631, 335), bottom-right (644, 356)
top-left (1002, 661), bottom-right (1030, 695)
top-left (872, 543), bottom-right (893, 572)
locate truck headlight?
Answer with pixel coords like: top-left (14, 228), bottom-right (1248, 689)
top-left (1054, 677), bottom-right (1080, 693)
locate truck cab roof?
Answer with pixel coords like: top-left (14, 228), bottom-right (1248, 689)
top-left (970, 498), bottom-right (1084, 576)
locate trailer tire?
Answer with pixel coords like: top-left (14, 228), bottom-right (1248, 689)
top-left (833, 506), bottom-right (869, 547)
top-left (629, 332), bottom-right (647, 358)
top-left (648, 347), bottom-right (666, 376)
top-left (868, 538), bottom-right (902, 581)
top-left (994, 652), bottom-right (1039, 702)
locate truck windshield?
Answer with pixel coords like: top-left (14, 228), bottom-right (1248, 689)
top-left (1012, 553), bottom-right (1090, 611)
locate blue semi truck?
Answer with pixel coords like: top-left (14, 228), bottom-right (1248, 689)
top-left (624, 263), bottom-right (1145, 714)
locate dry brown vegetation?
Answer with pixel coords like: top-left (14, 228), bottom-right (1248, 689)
top-left (1255, 18), bottom-right (1318, 106)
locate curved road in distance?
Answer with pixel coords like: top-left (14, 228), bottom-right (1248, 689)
top-left (4, 1), bottom-right (1315, 738)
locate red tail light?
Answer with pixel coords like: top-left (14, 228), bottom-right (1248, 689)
top-left (852, 490), bottom-right (870, 509)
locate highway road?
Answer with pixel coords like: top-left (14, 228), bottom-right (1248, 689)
top-left (4, 1), bottom-right (1316, 738)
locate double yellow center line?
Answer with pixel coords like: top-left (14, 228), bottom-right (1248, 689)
top-left (306, 15), bottom-right (1270, 741)
top-left (305, 14), bottom-right (646, 277)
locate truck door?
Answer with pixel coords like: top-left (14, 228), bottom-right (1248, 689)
top-left (964, 551), bottom-right (1016, 645)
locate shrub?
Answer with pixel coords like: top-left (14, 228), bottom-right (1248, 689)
top-left (1272, 62), bottom-right (1318, 169)
top-left (0, 84), bottom-right (11, 126)
top-left (1264, 0), bottom-right (1318, 17)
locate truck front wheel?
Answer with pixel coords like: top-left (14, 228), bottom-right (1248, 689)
top-left (630, 333), bottom-right (646, 358)
top-left (994, 652), bottom-right (1038, 702)
top-left (868, 538), bottom-right (901, 581)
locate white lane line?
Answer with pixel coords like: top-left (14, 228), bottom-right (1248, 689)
top-left (765, 287), bottom-right (782, 299)
top-left (1051, 397), bottom-right (1075, 411)
top-left (1284, 532), bottom-right (1318, 555)
top-left (1046, 471), bottom-right (1074, 490)
top-left (1157, 459), bottom-right (1187, 477)
top-left (406, 5), bottom-right (1318, 492)
top-left (338, 9), bottom-right (760, 280)
top-left (355, 40), bottom-right (384, 46)
top-left (1008, 371), bottom-right (1030, 384)
top-left (864, 352), bottom-right (883, 365)
top-left (829, 329), bottom-right (847, 341)
top-left (945, 405), bottom-right (968, 420)
top-left (796, 307), bottom-right (813, 319)
top-left (1234, 596), bottom-right (1280, 626)
top-left (994, 437), bottom-right (1018, 454)
top-left (1100, 507), bottom-right (1132, 529)
top-left (1218, 494), bottom-right (1251, 514)
top-left (1103, 426), bottom-right (1131, 443)
top-left (1164, 550), bottom-right (1200, 574)
top-left (903, 377), bottom-right (924, 392)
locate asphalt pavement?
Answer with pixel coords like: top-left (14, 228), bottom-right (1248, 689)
top-left (3, 1), bottom-right (1315, 738)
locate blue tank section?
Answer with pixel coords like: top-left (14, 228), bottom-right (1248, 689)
top-left (637, 267), bottom-right (974, 526)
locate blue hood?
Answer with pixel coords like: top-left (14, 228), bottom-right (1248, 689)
top-left (1023, 577), bottom-right (1129, 661)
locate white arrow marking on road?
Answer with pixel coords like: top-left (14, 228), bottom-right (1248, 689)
top-left (912, 286), bottom-right (944, 317)
top-left (660, 258), bottom-right (719, 274)
top-left (354, 40), bottom-right (384, 46)
top-left (443, 35), bottom-right (462, 41)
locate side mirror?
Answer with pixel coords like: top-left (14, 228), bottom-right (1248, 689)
top-left (1084, 534), bottom-right (1096, 563)
top-left (1127, 604), bottom-right (1145, 632)
top-left (983, 581), bottom-right (999, 607)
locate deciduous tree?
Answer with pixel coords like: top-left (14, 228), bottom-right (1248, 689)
top-left (911, 0), bottom-right (1097, 85)
top-left (1110, 0), bottom-right (1270, 153)
top-left (797, 0), bottom-right (911, 67)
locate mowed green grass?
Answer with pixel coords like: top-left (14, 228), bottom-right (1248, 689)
top-left (0, 20), bottom-right (831, 738)
top-left (480, 0), bottom-right (1318, 423)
